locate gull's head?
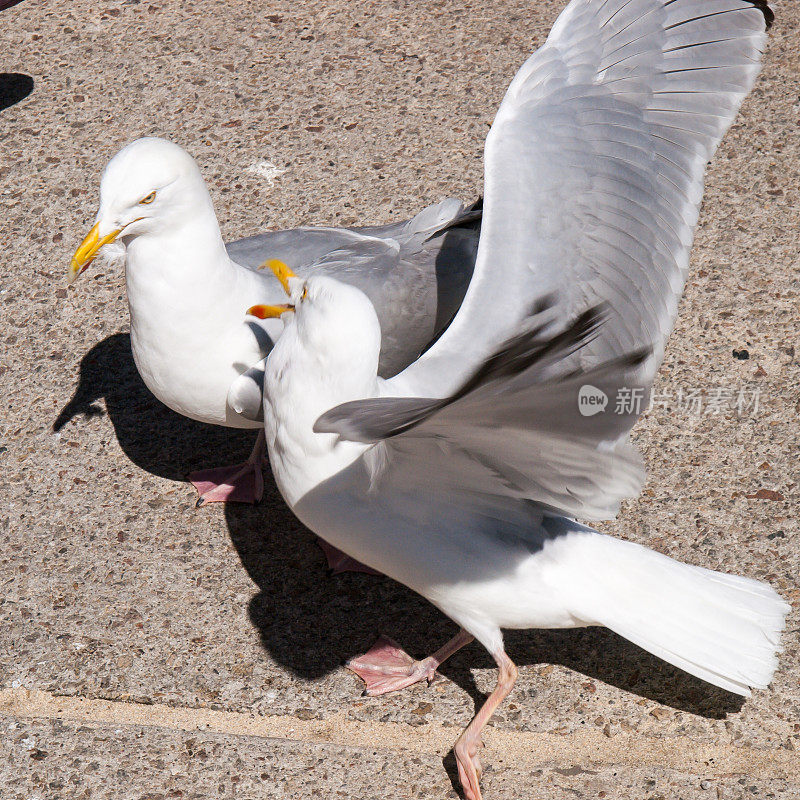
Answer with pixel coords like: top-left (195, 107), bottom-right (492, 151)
top-left (247, 260), bottom-right (381, 374)
top-left (69, 137), bottom-right (209, 282)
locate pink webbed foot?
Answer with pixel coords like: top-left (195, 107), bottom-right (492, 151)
top-left (455, 735), bottom-right (484, 800)
top-left (190, 432), bottom-right (266, 507)
top-left (453, 648), bottom-right (517, 800)
top-left (316, 539), bottom-right (382, 576)
top-left (346, 636), bottom-right (441, 696)
top-left (190, 461), bottom-right (264, 507)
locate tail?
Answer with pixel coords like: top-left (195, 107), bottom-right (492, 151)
top-left (557, 528), bottom-right (790, 696)
top-left (402, 197), bottom-right (482, 239)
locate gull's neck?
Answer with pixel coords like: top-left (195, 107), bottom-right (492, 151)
top-left (125, 200), bottom-right (233, 299)
top-left (124, 200), bottom-right (245, 359)
top-left (264, 322), bottom-right (379, 507)
top-left (122, 194), bottom-right (266, 425)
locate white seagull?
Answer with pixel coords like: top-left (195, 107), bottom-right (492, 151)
top-left (243, 0), bottom-right (786, 797)
top-left (68, 139), bottom-right (480, 517)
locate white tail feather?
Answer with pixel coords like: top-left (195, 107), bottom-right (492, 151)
top-left (560, 533), bottom-right (790, 696)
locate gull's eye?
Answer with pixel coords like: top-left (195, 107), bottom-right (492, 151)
top-left (301, 285), bottom-right (308, 301)
top-left (139, 190), bottom-right (157, 205)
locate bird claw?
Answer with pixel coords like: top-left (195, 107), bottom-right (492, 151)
top-left (455, 736), bottom-right (484, 800)
top-left (346, 636), bottom-right (439, 696)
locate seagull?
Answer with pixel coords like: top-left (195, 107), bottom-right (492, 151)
top-left (244, 0), bottom-right (785, 797)
top-left (68, 138), bottom-right (480, 517)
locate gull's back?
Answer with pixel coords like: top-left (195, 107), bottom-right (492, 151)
top-left (227, 198), bottom-right (480, 377)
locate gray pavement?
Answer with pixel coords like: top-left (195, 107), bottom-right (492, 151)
top-left (1, 0), bottom-right (799, 797)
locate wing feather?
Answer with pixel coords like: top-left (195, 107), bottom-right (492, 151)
top-left (319, 0), bottom-right (771, 521)
top-left (316, 303), bottom-right (650, 519)
top-left (388, 0), bottom-right (770, 399)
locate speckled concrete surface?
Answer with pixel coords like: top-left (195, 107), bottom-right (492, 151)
top-left (1, 0), bottom-right (798, 797)
top-left (4, 713), bottom-right (800, 800)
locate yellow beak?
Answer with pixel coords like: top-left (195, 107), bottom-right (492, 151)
top-left (247, 303), bottom-right (294, 319)
top-left (258, 258), bottom-right (296, 295)
top-left (68, 222), bottom-right (122, 283)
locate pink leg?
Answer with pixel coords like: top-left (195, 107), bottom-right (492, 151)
top-left (454, 649), bottom-right (518, 800)
top-left (190, 430), bottom-right (266, 507)
top-left (316, 538), bottom-right (383, 576)
top-left (347, 629), bottom-right (474, 696)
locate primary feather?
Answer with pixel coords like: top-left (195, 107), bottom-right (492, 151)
top-left (316, 302), bottom-right (650, 518)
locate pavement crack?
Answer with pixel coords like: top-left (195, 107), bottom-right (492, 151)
top-left (1, 687), bottom-right (796, 779)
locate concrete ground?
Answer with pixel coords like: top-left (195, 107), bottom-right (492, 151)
top-left (1, 0), bottom-right (798, 797)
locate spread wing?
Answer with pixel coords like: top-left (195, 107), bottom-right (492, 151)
top-left (389, 0), bottom-right (771, 399)
top-left (316, 301), bottom-right (651, 520)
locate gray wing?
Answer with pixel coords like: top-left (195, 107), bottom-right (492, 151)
top-left (296, 237), bottom-right (431, 378)
top-left (316, 302), bottom-right (650, 520)
top-left (226, 200), bottom-right (479, 421)
top-left (227, 226), bottom-right (397, 273)
top-left (230, 198), bottom-right (480, 378)
top-left (389, 0), bottom-right (771, 399)
top-left (226, 198), bottom-right (478, 274)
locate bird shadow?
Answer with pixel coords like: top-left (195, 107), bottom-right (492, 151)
top-left (0, 72), bottom-right (34, 113)
top-left (59, 334), bottom-right (743, 762)
top-left (228, 487), bottom-right (743, 797)
top-left (53, 332), bottom-right (258, 480)
top-left (226, 483), bottom-right (744, 715)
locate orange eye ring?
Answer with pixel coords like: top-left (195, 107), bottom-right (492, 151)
top-left (139, 190), bottom-right (157, 205)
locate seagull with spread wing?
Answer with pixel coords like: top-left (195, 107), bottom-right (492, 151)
top-left (244, 0), bottom-right (787, 797)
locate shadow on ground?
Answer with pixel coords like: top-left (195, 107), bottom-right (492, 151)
top-left (53, 333), bottom-right (257, 481)
top-left (227, 496), bottom-right (743, 718)
top-left (58, 333), bottom-right (744, 735)
top-left (0, 72), bottom-right (34, 112)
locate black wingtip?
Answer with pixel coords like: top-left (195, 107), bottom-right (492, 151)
top-left (745, 0), bottom-right (774, 30)
top-left (622, 346), bottom-right (653, 369)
